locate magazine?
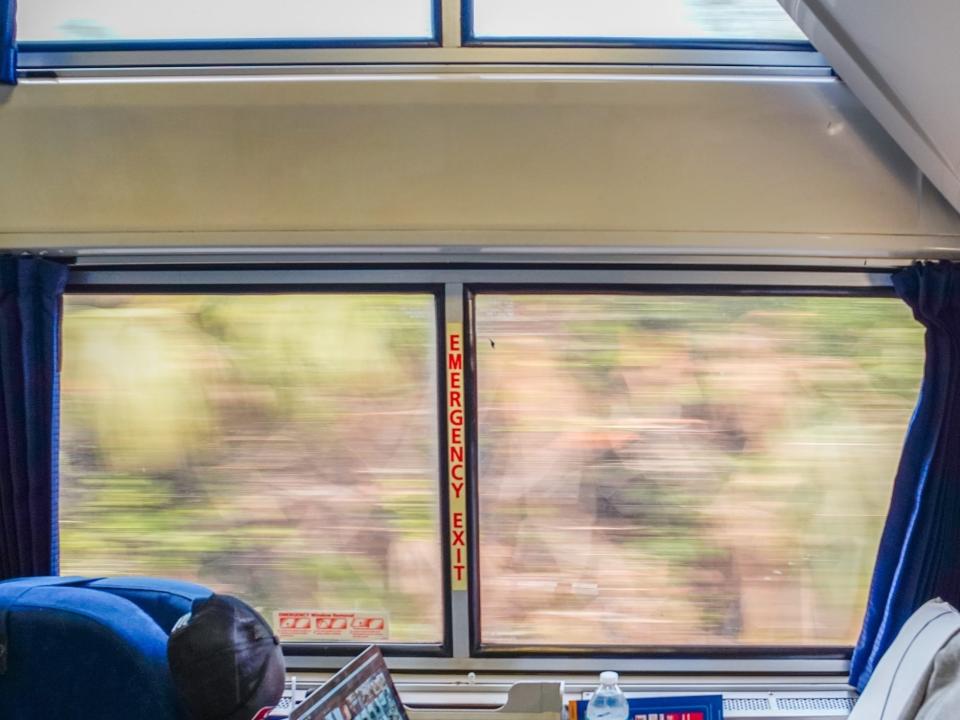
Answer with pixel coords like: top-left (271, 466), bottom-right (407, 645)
top-left (568, 694), bottom-right (723, 720)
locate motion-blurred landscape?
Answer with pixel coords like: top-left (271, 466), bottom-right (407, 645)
top-left (60, 292), bottom-right (922, 647)
top-left (60, 294), bottom-right (443, 642)
top-left (476, 295), bottom-right (922, 646)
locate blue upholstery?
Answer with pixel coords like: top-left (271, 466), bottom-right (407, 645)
top-left (89, 577), bottom-right (213, 633)
top-left (0, 576), bottom-right (214, 719)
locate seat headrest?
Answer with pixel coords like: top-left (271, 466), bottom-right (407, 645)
top-left (849, 599), bottom-right (960, 720)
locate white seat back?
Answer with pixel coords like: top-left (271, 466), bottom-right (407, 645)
top-left (849, 599), bottom-right (960, 720)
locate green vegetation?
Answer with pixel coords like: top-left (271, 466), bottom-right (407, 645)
top-left (475, 294), bottom-right (924, 646)
top-left (59, 292), bottom-right (924, 648)
top-left (60, 294), bottom-right (442, 642)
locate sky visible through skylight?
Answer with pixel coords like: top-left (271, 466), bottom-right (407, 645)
top-left (18, 0), bottom-right (436, 42)
top-left (19, 0), bottom-right (805, 43)
top-left (474, 0), bottom-right (806, 41)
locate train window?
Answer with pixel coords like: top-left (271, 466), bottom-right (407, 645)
top-left (474, 293), bottom-right (922, 649)
top-left (468, 0), bottom-right (808, 45)
top-left (14, 0), bottom-right (823, 71)
top-left (17, 0), bottom-right (436, 45)
top-left (58, 293), bottom-right (443, 644)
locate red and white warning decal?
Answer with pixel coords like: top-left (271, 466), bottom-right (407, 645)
top-left (274, 611), bottom-right (389, 641)
top-left (446, 322), bottom-right (467, 591)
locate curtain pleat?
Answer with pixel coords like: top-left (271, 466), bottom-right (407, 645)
top-left (850, 261), bottom-right (960, 691)
top-left (0, 0), bottom-right (15, 86)
top-left (0, 256), bottom-right (67, 579)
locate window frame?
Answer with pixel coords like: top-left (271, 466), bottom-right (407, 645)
top-left (15, 0), bottom-right (826, 72)
top-left (63, 261), bottom-right (910, 676)
top-left (459, 0), bottom-right (815, 51)
top-left (465, 283), bottom-right (901, 662)
top-left (60, 277), bottom-right (455, 661)
top-left (16, 0), bottom-right (444, 51)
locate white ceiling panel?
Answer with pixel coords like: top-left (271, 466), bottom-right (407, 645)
top-left (780, 0), bottom-right (960, 214)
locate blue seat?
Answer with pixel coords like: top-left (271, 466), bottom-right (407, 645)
top-left (0, 576), bottom-right (213, 720)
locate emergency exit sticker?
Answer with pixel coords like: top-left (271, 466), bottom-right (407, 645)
top-left (447, 322), bottom-right (467, 591)
top-left (274, 611), bottom-right (389, 642)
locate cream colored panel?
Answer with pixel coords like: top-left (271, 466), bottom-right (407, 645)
top-left (781, 0), bottom-right (960, 214)
top-left (408, 681), bottom-right (562, 720)
top-left (0, 74), bottom-right (958, 250)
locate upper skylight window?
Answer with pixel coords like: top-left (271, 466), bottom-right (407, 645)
top-left (18, 0), bottom-right (437, 45)
top-left (469, 0), bottom-right (808, 45)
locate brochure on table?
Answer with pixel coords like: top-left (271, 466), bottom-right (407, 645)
top-left (568, 694), bottom-right (724, 720)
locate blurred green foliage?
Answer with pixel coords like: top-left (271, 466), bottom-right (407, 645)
top-left (59, 294), bottom-right (442, 642)
top-left (476, 294), bottom-right (924, 646)
top-left (59, 291), bottom-right (924, 647)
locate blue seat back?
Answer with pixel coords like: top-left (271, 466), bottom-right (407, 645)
top-left (0, 576), bottom-right (214, 720)
top-left (89, 576), bottom-right (213, 633)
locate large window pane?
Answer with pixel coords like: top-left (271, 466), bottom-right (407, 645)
top-left (476, 294), bottom-right (922, 647)
top-left (19, 0), bottom-right (435, 43)
top-left (60, 294), bottom-right (442, 643)
top-left (471, 0), bottom-right (807, 43)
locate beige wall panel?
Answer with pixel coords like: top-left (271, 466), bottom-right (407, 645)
top-left (0, 74), bottom-right (958, 251)
top-left (781, 0), bottom-right (960, 214)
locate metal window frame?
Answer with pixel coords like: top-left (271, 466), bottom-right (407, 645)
top-left (459, 0), bottom-right (816, 52)
top-left (60, 278), bottom-right (454, 662)
top-left (63, 261), bottom-right (906, 676)
top-left (66, 266), bottom-right (895, 290)
top-left (16, 0), bottom-right (827, 72)
top-left (464, 283), bottom-right (901, 665)
top-left (16, 46), bottom-right (830, 73)
top-left (16, 0), bottom-right (443, 52)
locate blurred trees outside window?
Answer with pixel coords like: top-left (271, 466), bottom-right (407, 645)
top-left (60, 291), bottom-right (924, 649)
top-left (60, 294), bottom-right (443, 643)
top-left (475, 294), bottom-right (922, 647)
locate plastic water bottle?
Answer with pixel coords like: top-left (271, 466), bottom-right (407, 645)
top-left (584, 671), bottom-right (629, 720)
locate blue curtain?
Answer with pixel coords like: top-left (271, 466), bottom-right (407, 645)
top-left (850, 261), bottom-right (960, 691)
top-left (0, 0), bottom-right (15, 85)
top-left (0, 256), bottom-right (68, 580)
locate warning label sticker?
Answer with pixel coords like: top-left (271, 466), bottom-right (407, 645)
top-left (274, 611), bottom-right (389, 642)
top-left (446, 322), bottom-right (467, 591)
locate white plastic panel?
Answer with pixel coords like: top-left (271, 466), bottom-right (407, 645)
top-left (0, 72), bottom-right (958, 254)
top-left (779, 0), bottom-right (960, 215)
